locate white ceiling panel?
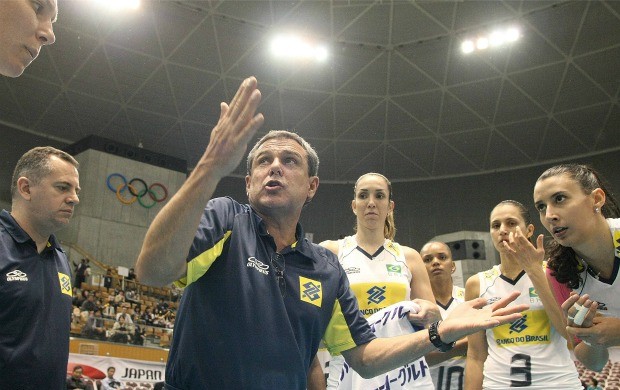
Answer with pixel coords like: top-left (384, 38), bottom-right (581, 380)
top-left (2, 0), bottom-right (618, 184)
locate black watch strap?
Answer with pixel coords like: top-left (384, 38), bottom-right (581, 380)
top-left (428, 320), bottom-right (455, 352)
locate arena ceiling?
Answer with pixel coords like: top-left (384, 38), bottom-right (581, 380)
top-left (2, 0), bottom-right (619, 185)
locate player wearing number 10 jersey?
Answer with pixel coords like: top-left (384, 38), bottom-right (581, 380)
top-left (429, 286), bottom-right (466, 390)
top-left (421, 241), bottom-right (467, 390)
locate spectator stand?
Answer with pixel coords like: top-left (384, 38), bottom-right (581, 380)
top-left (64, 243), bottom-right (179, 351)
top-left (576, 359), bottom-right (620, 390)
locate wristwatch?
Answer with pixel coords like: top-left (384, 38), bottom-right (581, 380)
top-left (428, 320), bottom-right (455, 352)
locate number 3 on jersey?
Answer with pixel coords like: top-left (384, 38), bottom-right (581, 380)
top-left (511, 353), bottom-right (532, 387)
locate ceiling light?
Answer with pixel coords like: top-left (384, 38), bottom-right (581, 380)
top-left (271, 34), bottom-right (329, 63)
top-left (461, 40), bottom-right (475, 54)
top-left (476, 37), bottom-right (489, 50)
top-left (506, 27), bottom-right (520, 42)
top-left (315, 46), bottom-right (328, 62)
top-left (92, 0), bottom-right (140, 11)
top-left (461, 26), bottom-right (521, 54)
top-left (489, 31), bottom-right (505, 47)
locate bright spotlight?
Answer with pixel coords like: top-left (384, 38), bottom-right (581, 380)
top-left (460, 25), bottom-right (521, 54)
top-left (461, 40), bottom-right (475, 54)
top-left (489, 31), bottom-right (505, 47)
top-left (93, 0), bottom-right (140, 10)
top-left (476, 37), bottom-right (489, 50)
top-left (315, 46), bottom-right (328, 62)
top-left (271, 36), bottom-right (298, 57)
top-left (271, 34), bottom-right (329, 63)
top-left (506, 27), bottom-right (520, 42)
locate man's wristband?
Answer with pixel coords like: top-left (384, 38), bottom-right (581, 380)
top-left (428, 320), bottom-right (455, 352)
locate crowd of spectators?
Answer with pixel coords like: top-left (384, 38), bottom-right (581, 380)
top-left (70, 261), bottom-right (180, 348)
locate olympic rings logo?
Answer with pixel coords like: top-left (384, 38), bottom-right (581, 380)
top-left (106, 173), bottom-right (168, 209)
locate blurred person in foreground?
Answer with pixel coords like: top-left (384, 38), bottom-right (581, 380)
top-left (0, 0), bottom-right (57, 77)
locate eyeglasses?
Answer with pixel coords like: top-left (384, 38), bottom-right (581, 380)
top-left (271, 253), bottom-right (286, 297)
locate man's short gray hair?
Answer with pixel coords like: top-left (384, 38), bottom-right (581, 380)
top-left (246, 130), bottom-right (319, 177)
top-left (11, 146), bottom-right (79, 199)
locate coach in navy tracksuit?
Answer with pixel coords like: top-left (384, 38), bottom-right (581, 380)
top-left (0, 147), bottom-right (80, 389)
top-left (135, 77), bottom-right (528, 390)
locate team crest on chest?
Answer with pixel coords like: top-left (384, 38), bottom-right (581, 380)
top-left (300, 276), bottom-right (322, 307)
top-left (366, 285), bottom-right (387, 305)
top-left (58, 272), bottom-right (72, 296)
top-left (493, 310), bottom-right (551, 347)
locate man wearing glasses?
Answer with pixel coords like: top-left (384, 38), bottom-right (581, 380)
top-left (135, 76), bottom-right (527, 390)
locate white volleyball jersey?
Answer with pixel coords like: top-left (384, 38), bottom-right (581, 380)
top-left (338, 235), bottom-right (412, 317)
top-left (429, 286), bottom-right (466, 390)
top-left (575, 218), bottom-right (620, 318)
top-left (572, 218), bottom-right (620, 357)
top-left (326, 236), bottom-right (413, 389)
top-left (477, 265), bottom-right (582, 389)
top-left (336, 301), bottom-right (435, 390)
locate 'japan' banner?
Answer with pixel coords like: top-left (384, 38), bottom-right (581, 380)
top-left (68, 353), bottom-right (165, 388)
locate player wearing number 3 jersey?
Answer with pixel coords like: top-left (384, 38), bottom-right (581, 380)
top-left (464, 200), bottom-right (581, 390)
